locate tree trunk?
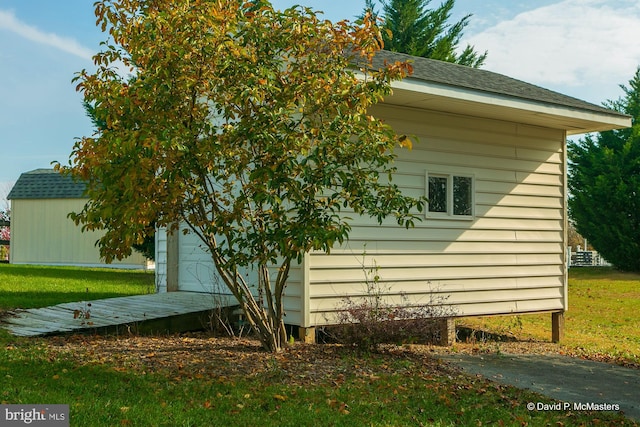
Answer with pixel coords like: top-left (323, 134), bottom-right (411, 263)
top-left (209, 250), bottom-right (290, 353)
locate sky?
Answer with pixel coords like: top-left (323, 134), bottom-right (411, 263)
top-left (2, 0), bottom-right (640, 202)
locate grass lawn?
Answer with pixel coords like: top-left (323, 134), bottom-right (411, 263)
top-left (0, 264), bottom-right (637, 426)
top-left (0, 263), bottom-right (155, 310)
top-left (459, 267), bottom-right (640, 366)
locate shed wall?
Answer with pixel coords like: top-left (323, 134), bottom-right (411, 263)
top-left (155, 228), bottom-right (167, 292)
top-left (155, 105), bottom-right (568, 328)
top-left (306, 105), bottom-right (567, 326)
top-left (10, 198), bottom-right (147, 268)
top-left (155, 228), bottom-right (306, 325)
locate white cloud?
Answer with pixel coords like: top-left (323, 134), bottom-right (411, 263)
top-left (463, 0), bottom-right (640, 100)
top-left (0, 9), bottom-right (93, 60)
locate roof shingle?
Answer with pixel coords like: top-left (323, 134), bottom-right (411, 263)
top-left (8, 169), bottom-right (86, 200)
top-left (372, 50), bottom-right (627, 119)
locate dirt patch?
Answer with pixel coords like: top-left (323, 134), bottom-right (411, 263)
top-left (41, 333), bottom-right (447, 386)
top-left (38, 330), bottom-right (640, 379)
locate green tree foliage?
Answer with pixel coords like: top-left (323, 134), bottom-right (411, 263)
top-left (568, 68), bottom-right (640, 271)
top-left (58, 0), bottom-right (423, 352)
top-left (83, 100), bottom-right (107, 132)
top-left (361, 0), bottom-right (486, 67)
top-left (83, 100), bottom-right (155, 261)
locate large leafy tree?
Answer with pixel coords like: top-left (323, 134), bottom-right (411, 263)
top-left (568, 68), bottom-right (640, 271)
top-left (59, 0), bottom-right (423, 352)
top-left (361, 0), bottom-right (486, 67)
top-left (83, 100), bottom-right (155, 261)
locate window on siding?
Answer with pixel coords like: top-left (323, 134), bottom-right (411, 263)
top-left (426, 172), bottom-right (474, 219)
top-left (453, 176), bottom-right (473, 216)
top-left (428, 175), bottom-right (448, 213)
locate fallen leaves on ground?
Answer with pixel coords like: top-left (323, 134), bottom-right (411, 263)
top-left (40, 331), bottom-right (639, 387)
top-left (3, 332), bottom-right (639, 425)
top-left (43, 333), bottom-right (446, 386)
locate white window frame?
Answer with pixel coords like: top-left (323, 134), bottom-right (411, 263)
top-left (425, 171), bottom-right (475, 220)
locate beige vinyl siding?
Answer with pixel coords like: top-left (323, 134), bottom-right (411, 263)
top-left (10, 198), bottom-right (147, 268)
top-left (177, 231), bottom-right (223, 293)
top-left (306, 105), bottom-right (567, 326)
top-left (157, 104), bottom-right (568, 328)
top-left (169, 228), bottom-right (305, 325)
top-left (155, 228), bottom-right (168, 292)
top-left (278, 261), bottom-right (305, 326)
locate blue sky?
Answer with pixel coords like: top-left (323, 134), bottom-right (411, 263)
top-left (2, 0), bottom-right (640, 202)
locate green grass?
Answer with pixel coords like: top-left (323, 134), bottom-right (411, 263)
top-left (459, 267), bottom-right (640, 365)
top-left (2, 337), bottom-right (633, 426)
top-left (0, 263), bottom-right (155, 310)
top-left (0, 264), bottom-right (637, 426)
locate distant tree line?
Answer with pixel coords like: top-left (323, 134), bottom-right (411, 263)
top-left (569, 69), bottom-right (640, 271)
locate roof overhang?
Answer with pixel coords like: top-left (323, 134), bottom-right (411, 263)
top-left (385, 77), bottom-right (631, 136)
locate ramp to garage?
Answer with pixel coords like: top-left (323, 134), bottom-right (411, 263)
top-left (1, 292), bottom-right (236, 337)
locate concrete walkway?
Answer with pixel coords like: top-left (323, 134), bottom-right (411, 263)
top-left (440, 353), bottom-right (640, 422)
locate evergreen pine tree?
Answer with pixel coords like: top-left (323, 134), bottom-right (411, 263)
top-left (568, 69), bottom-right (640, 271)
top-left (360, 0), bottom-right (487, 67)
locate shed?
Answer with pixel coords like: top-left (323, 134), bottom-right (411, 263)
top-left (155, 51), bottom-right (631, 342)
top-left (8, 169), bottom-right (147, 268)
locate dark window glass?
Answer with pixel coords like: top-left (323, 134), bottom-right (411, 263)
top-left (453, 176), bottom-right (473, 216)
top-left (428, 176), bottom-right (448, 213)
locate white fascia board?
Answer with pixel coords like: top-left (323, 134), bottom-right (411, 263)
top-left (386, 76), bottom-right (631, 134)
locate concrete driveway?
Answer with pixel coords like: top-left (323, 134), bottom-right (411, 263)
top-left (439, 353), bottom-right (640, 422)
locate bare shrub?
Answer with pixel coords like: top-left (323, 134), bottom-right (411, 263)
top-left (325, 256), bottom-right (456, 351)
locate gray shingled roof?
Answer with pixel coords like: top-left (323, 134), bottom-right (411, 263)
top-left (8, 169), bottom-right (86, 200)
top-left (372, 50), bottom-right (627, 119)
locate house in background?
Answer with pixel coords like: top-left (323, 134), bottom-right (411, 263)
top-left (8, 169), bottom-right (147, 269)
top-left (155, 51), bottom-right (630, 342)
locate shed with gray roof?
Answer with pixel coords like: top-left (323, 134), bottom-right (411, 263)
top-left (8, 169), bottom-right (147, 268)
